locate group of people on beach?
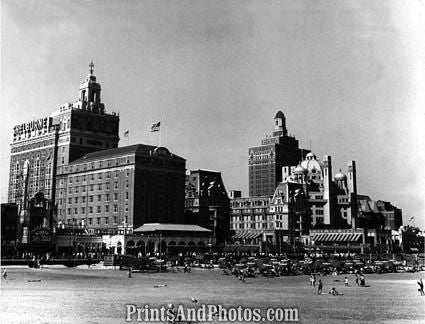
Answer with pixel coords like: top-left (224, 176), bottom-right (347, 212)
top-left (310, 273), bottom-right (367, 296)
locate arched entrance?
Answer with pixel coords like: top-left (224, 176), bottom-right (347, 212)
top-left (146, 241), bottom-right (155, 255)
top-left (126, 241), bottom-right (135, 255)
top-left (136, 241), bottom-right (145, 256)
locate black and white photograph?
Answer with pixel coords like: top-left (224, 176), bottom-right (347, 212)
top-left (1, 1), bottom-right (424, 323)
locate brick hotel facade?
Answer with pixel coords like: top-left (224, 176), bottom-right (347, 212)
top-left (56, 145), bottom-right (186, 234)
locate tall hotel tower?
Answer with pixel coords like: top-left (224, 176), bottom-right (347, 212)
top-left (248, 111), bottom-right (308, 197)
top-left (8, 63), bottom-right (119, 209)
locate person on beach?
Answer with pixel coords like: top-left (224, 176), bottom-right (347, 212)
top-left (2, 268), bottom-right (7, 280)
top-left (355, 275), bottom-right (359, 286)
top-left (313, 275), bottom-right (316, 288)
top-left (329, 287), bottom-right (341, 296)
top-left (344, 277), bottom-right (349, 287)
top-left (417, 278), bottom-right (424, 296)
top-left (318, 280), bottom-right (323, 294)
top-left (127, 267), bottom-right (132, 278)
top-left (310, 275), bottom-right (314, 286)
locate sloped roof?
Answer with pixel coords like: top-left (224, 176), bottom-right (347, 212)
top-left (358, 196), bottom-right (380, 214)
top-left (71, 144), bottom-right (185, 163)
top-left (134, 223), bottom-right (212, 233)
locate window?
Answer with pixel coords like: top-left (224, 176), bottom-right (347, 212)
top-left (114, 205), bottom-right (118, 213)
top-left (126, 170), bottom-right (130, 177)
top-left (75, 176), bottom-right (79, 183)
top-left (97, 195), bottom-right (101, 202)
top-left (105, 194), bottom-right (110, 202)
top-left (97, 217), bottom-right (100, 225)
top-left (114, 182), bottom-right (118, 189)
top-left (89, 206), bottom-right (93, 214)
top-left (74, 197), bottom-right (78, 204)
top-left (98, 173), bottom-right (102, 180)
top-left (105, 217), bottom-right (109, 225)
top-left (97, 206), bottom-right (101, 213)
top-left (90, 185), bottom-right (94, 192)
top-left (67, 208), bottom-right (71, 215)
top-left (125, 192), bottom-right (129, 200)
top-left (82, 207), bottom-right (85, 214)
top-left (88, 218), bottom-right (92, 225)
top-left (105, 205), bottom-right (109, 212)
top-left (106, 183), bottom-right (110, 190)
top-left (125, 180), bottom-right (129, 188)
top-left (90, 174), bottom-right (94, 180)
top-left (114, 193), bottom-right (118, 201)
top-left (82, 196), bottom-right (86, 203)
top-left (75, 187), bottom-right (79, 194)
top-left (74, 208), bottom-right (78, 214)
top-left (98, 184), bottom-right (102, 191)
top-left (113, 216), bottom-right (117, 225)
top-left (68, 198), bottom-right (72, 204)
top-left (106, 172), bottom-right (110, 179)
top-left (82, 186), bottom-right (86, 193)
top-left (115, 171), bottom-right (119, 178)
top-left (89, 196), bottom-right (93, 203)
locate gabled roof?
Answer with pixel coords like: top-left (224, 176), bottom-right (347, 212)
top-left (71, 144), bottom-right (185, 163)
top-left (133, 223), bottom-right (212, 233)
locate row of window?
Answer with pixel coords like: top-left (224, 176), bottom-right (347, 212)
top-left (65, 157), bottom-right (133, 173)
top-left (58, 191), bottom-right (130, 206)
top-left (59, 181), bottom-right (129, 195)
top-left (66, 215), bottom-right (128, 226)
top-left (64, 203), bottom-right (128, 215)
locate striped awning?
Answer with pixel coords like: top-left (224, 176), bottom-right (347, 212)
top-left (312, 233), bottom-right (362, 243)
top-left (232, 232), bottom-right (262, 240)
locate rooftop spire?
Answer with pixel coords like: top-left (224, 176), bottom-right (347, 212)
top-left (89, 60), bottom-right (94, 75)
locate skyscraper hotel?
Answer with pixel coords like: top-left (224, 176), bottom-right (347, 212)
top-left (8, 64), bottom-right (185, 239)
top-left (248, 111), bottom-right (309, 197)
top-left (8, 63), bottom-right (119, 205)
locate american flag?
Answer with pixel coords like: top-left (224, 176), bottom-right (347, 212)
top-left (150, 122), bottom-right (160, 132)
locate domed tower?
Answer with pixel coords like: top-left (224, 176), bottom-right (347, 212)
top-left (78, 61), bottom-right (105, 114)
top-left (272, 110), bottom-right (287, 137)
top-left (334, 169), bottom-right (347, 191)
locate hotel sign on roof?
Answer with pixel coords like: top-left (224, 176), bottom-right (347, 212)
top-left (13, 117), bottom-right (52, 137)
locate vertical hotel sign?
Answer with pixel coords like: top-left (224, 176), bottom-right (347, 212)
top-left (13, 117), bottom-right (52, 138)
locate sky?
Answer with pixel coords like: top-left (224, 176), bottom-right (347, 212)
top-left (1, 0), bottom-right (424, 228)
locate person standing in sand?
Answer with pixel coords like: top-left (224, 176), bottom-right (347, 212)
top-left (417, 278), bottom-right (424, 296)
top-left (317, 280), bottom-right (323, 294)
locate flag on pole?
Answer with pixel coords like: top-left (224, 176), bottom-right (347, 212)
top-left (150, 122), bottom-right (161, 132)
top-left (124, 130), bottom-right (129, 137)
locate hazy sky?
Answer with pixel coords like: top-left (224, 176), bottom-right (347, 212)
top-left (1, 0), bottom-right (424, 228)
